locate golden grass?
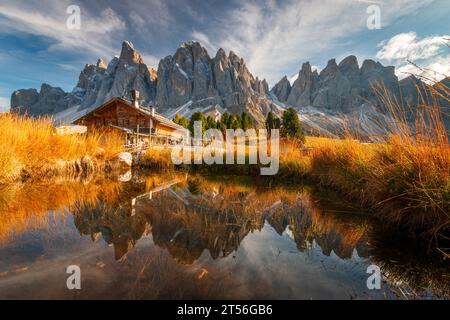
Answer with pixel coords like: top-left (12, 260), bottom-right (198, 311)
top-left (279, 137), bottom-right (448, 239)
top-left (308, 136), bottom-right (448, 206)
top-left (283, 82), bottom-right (450, 240)
top-left (0, 113), bottom-right (123, 182)
top-left (139, 133), bottom-right (448, 236)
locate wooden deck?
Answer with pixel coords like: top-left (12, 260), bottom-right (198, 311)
top-left (123, 130), bottom-right (185, 153)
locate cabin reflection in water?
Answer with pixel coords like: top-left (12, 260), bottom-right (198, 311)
top-left (71, 175), bottom-right (370, 263)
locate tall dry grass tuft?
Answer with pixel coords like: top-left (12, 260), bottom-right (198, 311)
top-left (373, 80), bottom-right (449, 236)
top-left (278, 139), bottom-right (311, 178)
top-left (308, 80), bottom-right (449, 242)
top-left (0, 113), bottom-right (123, 182)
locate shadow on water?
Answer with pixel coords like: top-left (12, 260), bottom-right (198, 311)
top-left (0, 171), bottom-right (448, 299)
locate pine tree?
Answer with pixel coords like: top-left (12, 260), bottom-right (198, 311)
top-left (241, 112), bottom-right (253, 130)
top-left (206, 115), bottom-right (217, 130)
top-left (266, 111), bottom-right (275, 131)
top-left (221, 112), bottom-right (231, 129)
top-left (173, 113), bottom-right (182, 124)
top-left (179, 116), bottom-right (189, 129)
top-left (281, 108), bottom-right (305, 142)
top-left (266, 111), bottom-right (281, 136)
top-left (189, 112), bottom-right (206, 135)
top-left (230, 114), bottom-right (241, 130)
top-left (173, 113), bottom-right (189, 128)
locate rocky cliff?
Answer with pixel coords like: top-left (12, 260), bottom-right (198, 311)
top-left (10, 41), bottom-right (449, 138)
top-left (11, 41), bottom-right (157, 120)
top-left (270, 56), bottom-right (449, 137)
top-left (11, 84), bottom-right (72, 116)
top-left (11, 41), bottom-right (277, 125)
top-left (271, 56), bottom-right (402, 114)
top-left (155, 41), bottom-right (274, 123)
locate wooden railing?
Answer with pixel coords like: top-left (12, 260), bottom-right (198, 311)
top-left (123, 142), bottom-right (149, 153)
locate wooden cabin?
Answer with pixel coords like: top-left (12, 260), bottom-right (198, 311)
top-left (72, 90), bottom-right (188, 147)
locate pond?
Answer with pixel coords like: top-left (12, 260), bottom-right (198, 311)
top-left (0, 171), bottom-right (448, 299)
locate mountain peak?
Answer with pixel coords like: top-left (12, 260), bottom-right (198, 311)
top-left (215, 48), bottom-right (227, 61)
top-left (360, 59), bottom-right (379, 72)
top-left (228, 50), bottom-right (239, 59)
top-left (271, 76), bottom-right (292, 102)
top-left (96, 58), bottom-right (107, 69)
top-left (339, 55), bottom-right (358, 69)
top-left (122, 40), bottom-right (135, 50)
top-left (326, 59), bottom-right (338, 68)
top-left (119, 40), bottom-right (143, 65)
top-left (300, 62), bottom-right (312, 73)
top-left (180, 40), bottom-right (200, 48)
top-left (175, 40), bottom-right (210, 62)
top-left (319, 59), bottom-right (339, 78)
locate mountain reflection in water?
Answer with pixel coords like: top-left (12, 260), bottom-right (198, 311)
top-left (0, 172), bottom-right (448, 299)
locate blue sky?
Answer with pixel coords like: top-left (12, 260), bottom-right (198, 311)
top-left (1, 0), bottom-right (449, 111)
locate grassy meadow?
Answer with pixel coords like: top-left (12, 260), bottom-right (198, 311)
top-left (282, 135), bottom-right (449, 239)
top-left (0, 113), bottom-right (123, 183)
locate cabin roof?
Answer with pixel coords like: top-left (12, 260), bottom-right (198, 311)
top-left (73, 97), bottom-right (187, 132)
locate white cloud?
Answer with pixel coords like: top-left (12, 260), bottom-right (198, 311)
top-left (211, 0), bottom-right (432, 85)
top-left (57, 63), bottom-right (79, 71)
top-left (376, 32), bottom-right (449, 61)
top-left (129, 11), bottom-right (147, 29)
top-left (0, 97), bottom-right (10, 112)
top-left (0, 0), bottom-right (126, 58)
top-left (128, 1), bottom-right (172, 29)
top-left (377, 32), bottom-right (450, 81)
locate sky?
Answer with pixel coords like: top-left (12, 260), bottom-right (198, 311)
top-left (0, 0), bottom-right (449, 112)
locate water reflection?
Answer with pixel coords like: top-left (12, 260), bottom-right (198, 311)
top-left (0, 172), bottom-right (448, 299)
top-left (69, 175), bottom-right (371, 264)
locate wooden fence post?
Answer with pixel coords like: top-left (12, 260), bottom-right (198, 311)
top-left (136, 124), bottom-right (140, 146)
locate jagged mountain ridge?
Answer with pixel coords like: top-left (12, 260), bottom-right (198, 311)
top-left (271, 56), bottom-right (406, 114)
top-left (271, 57), bottom-right (449, 137)
top-left (155, 41), bottom-right (274, 123)
top-left (11, 41), bottom-right (157, 118)
top-left (11, 40), bottom-right (277, 125)
top-left (10, 40), bottom-right (448, 138)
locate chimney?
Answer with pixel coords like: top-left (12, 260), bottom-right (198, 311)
top-left (131, 90), bottom-right (140, 108)
top-left (151, 107), bottom-right (155, 117)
